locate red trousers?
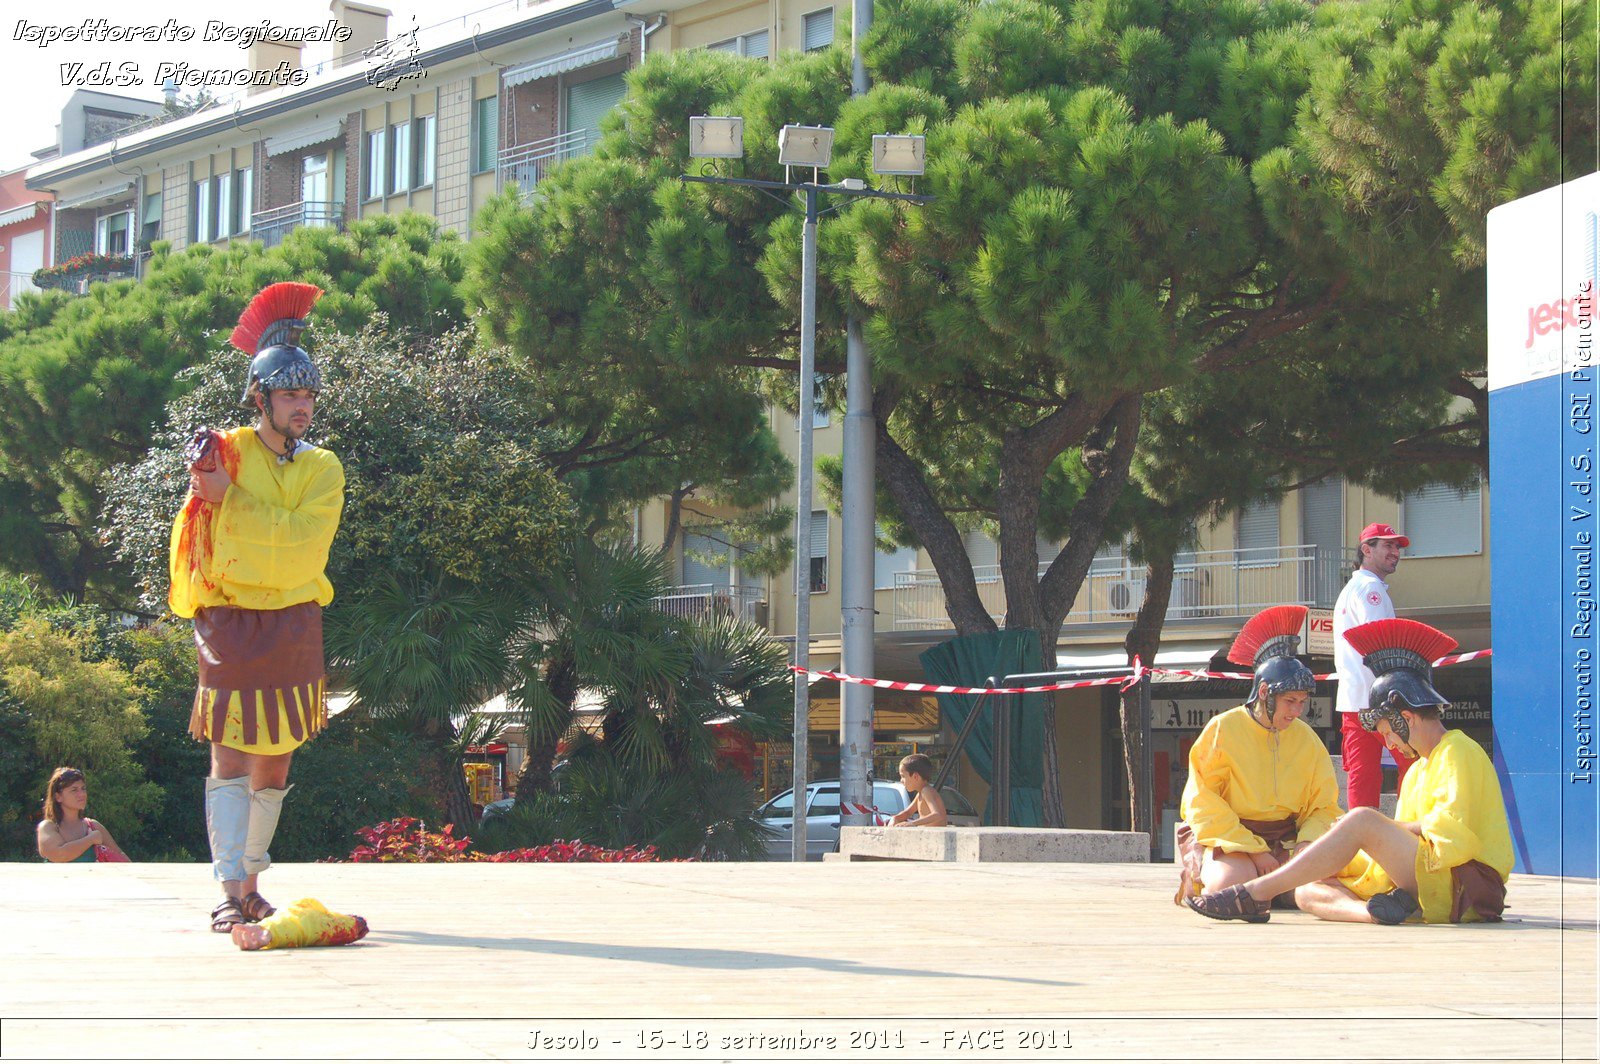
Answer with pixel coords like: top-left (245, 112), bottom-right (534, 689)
top-left (1340, 711), bottom-right (1416, 809)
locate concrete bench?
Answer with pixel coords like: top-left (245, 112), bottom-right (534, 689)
top-left (833, 825), bottom-right (1150, 863)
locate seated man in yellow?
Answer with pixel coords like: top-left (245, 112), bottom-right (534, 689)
top-left (170, 282), bottom-right (345, 935)
top-left (1188, 618), bottom-right (1512, 924)
top-left (1176, 605), bottom-right (1343, 912)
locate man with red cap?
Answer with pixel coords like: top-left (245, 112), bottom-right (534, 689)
top-left (1333, 521), bottom-right (1416, 808)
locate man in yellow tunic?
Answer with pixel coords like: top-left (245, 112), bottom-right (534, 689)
top-left (169, 282), bottom-right (345, 934)
top-left (1188, 618), bottom-right (1512, 924)
top-left (1176, 605), bottom-right (1343, 915)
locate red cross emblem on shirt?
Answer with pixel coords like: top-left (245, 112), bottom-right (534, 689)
top-left (1367, 591), bottom-right (1382, 605)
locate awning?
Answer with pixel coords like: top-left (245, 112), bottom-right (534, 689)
top-left (267, 118), bottom-right (344, 156)
top-left (1052, 642), bottom-right (1225, 681)
top-left (55, 182), bottom-right (134, 211)
top-left (503, 38), bottom-right (619, 86)
top-left (0, 201), bottom-right (45, 229)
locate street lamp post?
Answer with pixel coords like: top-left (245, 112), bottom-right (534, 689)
top-left (684, 119), bottom-right (928, 862)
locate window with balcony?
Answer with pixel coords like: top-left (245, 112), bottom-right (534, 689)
top-left (413, 115), bottom-right (435, 188)
top-left (802, 8), bottom-right (835, 51)
top-left (141, 192), bottom-right (161, 246)
top-left (1401, 478), bottom-right (1483, 557)
top-left (564, 73), bottom-right (627, 159)
top-left (965, 530), bottom-right (999, 582)
top-left (707, 29), bottom-right (770, 58)
top-left (94, 210), bottom-right (132, 255)
top-left (473, 96), bottom-right (499, 175)
top-left (810, 511), bottom-right (829, 593)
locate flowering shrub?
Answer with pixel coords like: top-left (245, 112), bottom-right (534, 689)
top-left (337, 816), bottom-right (665, 863)
top-left (33, 252), bottom-right (133, 286)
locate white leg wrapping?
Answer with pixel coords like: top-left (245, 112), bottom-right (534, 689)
top-left (243, 784), bottom-right (293, 876)
top-left (205, 775), bottom-right (250, 883)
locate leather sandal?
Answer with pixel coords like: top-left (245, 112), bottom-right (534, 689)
top-left (210, 896), bottom-right (246, 933)
top-left (1367, 888), bottom-right (1420, 925)
top-left (1186, 884), bottom-right (1271, 923)
top-left (239, 891), bottom-right (276, 923)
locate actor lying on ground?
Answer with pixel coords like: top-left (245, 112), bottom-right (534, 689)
top-left (1188, 618), bottom-right (1512, 925)
top-left (231, 897), bottom-right (369, 951)
top-left (1175, 605), bottom-right (1344, 908)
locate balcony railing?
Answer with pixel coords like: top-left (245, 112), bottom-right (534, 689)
top-left (652, 584), bottom-right (768, 627)
top-left (250, 201), bottom-right (345, 250)
top-left (892, 544), bottom-right (1359, 631)
top-left (2, 271), bottom-right (37, 308)
top-left (497, 129), bottom-right (595, 196)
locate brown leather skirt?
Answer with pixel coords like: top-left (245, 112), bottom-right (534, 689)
top-left (188, 602), bottom-right (326, 752)
top-left (1175, 816), bottom-right (1299, 906)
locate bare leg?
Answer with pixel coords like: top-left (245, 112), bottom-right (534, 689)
top-left (1199, 851), bottom-right (1257, 893)
top-left (1245, 807), bottom-right (1420, 903)
top-left (1293, 879), bottom-right (1378, 924)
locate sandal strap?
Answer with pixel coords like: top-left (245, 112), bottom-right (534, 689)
top-left (239, 891), bottom-right (276, 923)
top-left (210, 896), bottom-right (246, 932)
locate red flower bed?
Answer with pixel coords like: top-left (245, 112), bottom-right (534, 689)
top-left (336, 817), bottom-right (664, 863)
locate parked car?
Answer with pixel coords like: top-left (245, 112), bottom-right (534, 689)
top-left (756, 778), bottom-right (980, 861)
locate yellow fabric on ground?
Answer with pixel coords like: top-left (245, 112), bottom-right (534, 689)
top-left (1180, 706), bottom-right (1343, 852)
top-left (1337, 729), bottom-right (1513, 922)
top-left (259, 898), bottom-right (369, 949)
top-left (169, 426), bottom-right (344, 617)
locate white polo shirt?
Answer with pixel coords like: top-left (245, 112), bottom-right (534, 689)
top-left (1333, 567), bottom-right (1394, 715)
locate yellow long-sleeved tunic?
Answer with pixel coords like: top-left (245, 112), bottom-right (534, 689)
top-left (169, 426), bottom-right (343, 754)
top-left (1337, 729), bottom-right (1513, 922)
top-left (169, 426), bottom-right (343, 617)
top-left (1180, 706), bottom-right (1343, 853)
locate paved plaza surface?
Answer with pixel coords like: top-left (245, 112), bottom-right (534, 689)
top-left (0, 860), bottom-right (1595, 1062)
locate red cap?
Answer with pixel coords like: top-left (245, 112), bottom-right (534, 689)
top-left (1358, 522), bottom-right (1410, 548)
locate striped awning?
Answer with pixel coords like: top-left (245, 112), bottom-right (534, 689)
top-left (503, 38), bottom-right (620, 86)
top-left (0, 201), bottom-right (45, 229)
top-left (54, 182), bottom-right (134, 211)
top-left (267, 117), bottom-right (344, 156)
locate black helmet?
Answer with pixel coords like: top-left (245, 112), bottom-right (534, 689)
top-left (1343, 619), bottom-right (1457, 743)
top-left (229, 283), bottom-right (324, 405)
top-left (1226, 605), bottom-right (1315, 722)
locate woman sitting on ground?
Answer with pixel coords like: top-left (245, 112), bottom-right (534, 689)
top-left (36, 767), bottom-right (130, 863)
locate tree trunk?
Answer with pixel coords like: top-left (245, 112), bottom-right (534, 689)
top-left (514, 654), bottom-right (577, 802)
top-left (1119, 551), bottom-right (1176, 836)
top-left (418, 720), bottom-right (477, 830)
top-left (662, 485), bottom-right (692, 556)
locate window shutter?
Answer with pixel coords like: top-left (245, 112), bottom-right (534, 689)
top-left (745, 30), bottom-right (770, 58)
top-left (1236, 498), bottom-right (1280, 563)
top-left (682, 531), bottom-right (731, 589)
top-left (474, 97), bottom-right (499, 174)
top-left (810, 512), bottom-right (829, 559)
top-left (1300, 476), bottom-right (1343, 553)
top-left (565, 72), bottom-right (627, 156)
top-left (1403, 481), bottom-right (1483, 557)
top-left (802, 8), bottom-right (834, 51)
top-left (964, 531), bottom-right (997, 571)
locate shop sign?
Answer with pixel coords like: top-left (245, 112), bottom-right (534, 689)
top-left (1152, 696), bottom-right (1336, 731)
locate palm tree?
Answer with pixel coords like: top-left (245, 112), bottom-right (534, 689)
top-left (325, 571), bottom-right (525, 828)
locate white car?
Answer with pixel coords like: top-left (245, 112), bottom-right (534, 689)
top-left (756, 778), bottom-right (981, 861)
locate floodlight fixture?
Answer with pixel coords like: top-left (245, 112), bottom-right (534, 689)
top-left (871, 134), bottom-right (926, 176)
top-left (689, 116), bottom-right (744, 159)
top-left (777, 124), bottom-right (835, 169)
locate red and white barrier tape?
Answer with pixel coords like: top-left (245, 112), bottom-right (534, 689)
top-left (789, 648), bottom-right (1490, 695)
top-left (787, 666), bottom-right (1138, 694)
top-left (840, 801), bottom-right (888, 825)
